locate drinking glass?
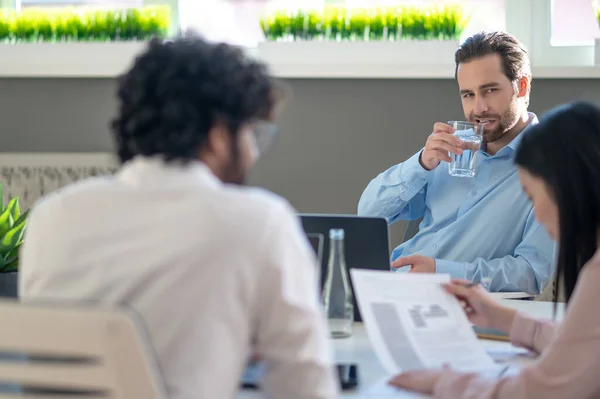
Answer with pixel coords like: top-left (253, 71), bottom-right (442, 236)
top-left (447, 121), bottom-right (485, 178)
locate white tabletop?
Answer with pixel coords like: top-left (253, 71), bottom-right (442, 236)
top-left (238, 299), bottom-right (563, 398)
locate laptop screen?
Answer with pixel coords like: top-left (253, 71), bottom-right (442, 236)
top-left (307, 233), bottom-right (324, 269)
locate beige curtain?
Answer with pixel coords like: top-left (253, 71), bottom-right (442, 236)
top-left (0, 165), bottom-right (118, 210)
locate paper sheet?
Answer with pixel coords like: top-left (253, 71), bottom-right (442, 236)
top-left (486, 346), bottom-right (534, 363)
top-left (350, 270), bottom-right (498, 375)
top-left (489, 292), bottom-right (535, 300)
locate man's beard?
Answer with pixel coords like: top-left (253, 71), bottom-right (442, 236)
top-left (477, 99), bottom-right (520, 144)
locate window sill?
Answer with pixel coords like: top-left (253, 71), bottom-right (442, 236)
top-left (0, 42), bottom-right (599, 79)
top-left (0, 42), bottom-right (148, 78)
top-left (265, 65), bottom-right (600, 79)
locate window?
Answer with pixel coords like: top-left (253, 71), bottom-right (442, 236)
top-left (179, 0), bottom-right (267, 47)
top-left (181, 0), bottom-right (506, 47)
top-left (452, 0), bottom-right (506, 42)
top-left (6, 0), bottom-right (599, 71)
top-left (551, 0), bottom-right (599, 46)
top-left (505, 0), bottom-right (599, 67)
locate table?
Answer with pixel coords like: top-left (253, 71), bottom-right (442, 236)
top-left (238, 300), bottom-right (564, 398)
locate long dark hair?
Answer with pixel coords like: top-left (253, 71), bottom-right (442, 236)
top-left (515, 101), bottom-right (600, 304)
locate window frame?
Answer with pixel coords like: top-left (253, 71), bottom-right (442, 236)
top-left (505, 0), bottom-right (596, 67)
top-left (0, 0), bottom-right (598, 78)
top-left (248, 0), bottom-right (600, 68)
top-left (144, 0), bottom-right (179, 37)
top-left (0, 0), bottom-right (15, 8)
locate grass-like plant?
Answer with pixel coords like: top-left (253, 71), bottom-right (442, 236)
top-left (260, 4), bottom-right (468, 42)
top-left (0, 5), bottom-right (170, 43)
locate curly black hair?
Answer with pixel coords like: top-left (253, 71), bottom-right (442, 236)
top-left (111, 36), bottom-right (282, 164)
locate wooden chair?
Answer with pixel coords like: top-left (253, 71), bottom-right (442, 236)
top-left (0, 299), bottom-right (167, 398)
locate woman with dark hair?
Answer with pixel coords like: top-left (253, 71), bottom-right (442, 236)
top-left (389, 100), bottom-right (600, 398)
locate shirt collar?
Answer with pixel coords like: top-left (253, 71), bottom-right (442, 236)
top-left (482, 112), bottom-right (538, 157)
top-left (116, 156), bottom-right (222, 189)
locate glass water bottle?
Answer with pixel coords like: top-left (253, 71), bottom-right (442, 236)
top-left (322, 228), bottom-right (354, 338)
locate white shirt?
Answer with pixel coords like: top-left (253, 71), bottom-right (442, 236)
top-left (19, 157), bottom-right (338, 399)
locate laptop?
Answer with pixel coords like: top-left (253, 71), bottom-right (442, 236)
top-left (307, 233), bottom-right (325, 272)
top-left (299, 214), bottom-right (392, 322)
top-left (241, 216), bottom-right (389, 390)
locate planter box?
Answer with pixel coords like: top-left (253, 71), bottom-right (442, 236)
top-left (257, 40), bottom-right (459, 67)
top-left (595, 39), bottom-right (600, 65)
top-left (0, 272), bottom-right (18, 298)
top-left (0, 40), bottom-right (463, 79)
top-left (0, 42), bottom-right (149, 77)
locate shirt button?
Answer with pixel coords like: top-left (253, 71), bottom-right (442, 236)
top-left (471, 191), bottom-right (478, 196)
top-left (432, 244), bottom-right (438, 249)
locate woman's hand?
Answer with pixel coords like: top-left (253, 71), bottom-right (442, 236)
top-left (443, 279), bottom-right (518, 333)
top-left (388, 368), bottom-right (446, 394)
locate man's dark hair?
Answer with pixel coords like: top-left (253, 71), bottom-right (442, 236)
top-left (454, 31), bottom-right (531, 104)
top-left (111, 36), bottom-right (282, 164)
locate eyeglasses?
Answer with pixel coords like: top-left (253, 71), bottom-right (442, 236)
top-left (249, 121), bottom-right (279, 157)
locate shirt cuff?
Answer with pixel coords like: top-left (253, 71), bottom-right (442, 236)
top-left (508, 311), bottom-right (537, 348)
top-left (434, 258), bottom-right (467, 279)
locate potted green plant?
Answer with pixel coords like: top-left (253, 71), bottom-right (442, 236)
top-left (0, 6), bottom-right (170, 43)
top-left (0, 6), bottom-right (170, 77)
top-left (257, 4), bottom-right (468, 71)
top-left (368, 7), bottom-right (386, 41)
top-left (0, 184), bottom-right (28, 298)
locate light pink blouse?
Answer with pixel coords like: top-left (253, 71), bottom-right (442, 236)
top-left (434, 250), bottom-right (600, 399)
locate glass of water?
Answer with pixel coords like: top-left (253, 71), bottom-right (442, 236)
top-left (447, 121), bottom-right (485, 178)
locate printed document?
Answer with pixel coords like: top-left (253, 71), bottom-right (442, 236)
top-left (350, 269), bottom-right (498, 375)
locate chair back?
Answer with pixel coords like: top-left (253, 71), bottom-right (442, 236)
top-left (0, 299), bottom-right (167, 398)
top-left (402, 218), bottom-right (423, 243)
top-left (535, 274), bottom-right (566, 302)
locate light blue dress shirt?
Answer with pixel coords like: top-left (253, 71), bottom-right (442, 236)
top-left (357, 113), bottom-right (555, 294)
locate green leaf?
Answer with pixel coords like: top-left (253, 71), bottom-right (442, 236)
top-left (0, 182), bottom-right (3, 213)
top-left (0, 220), bottom-right (26, 257)
top-left (4, 197), bottom-right (19, 224)
top-left (11, 198), bottom-right (19, 223)
top-left (2, 259), bottom-right (17, 273)
top-left (0, 207), bottom-right (14, 239)
top-left (0, 237), bottom-right (20, 273)
top-left (13, 209), bottom-right (29, 227)
top-left (3, 244), bottom-right (19, 266)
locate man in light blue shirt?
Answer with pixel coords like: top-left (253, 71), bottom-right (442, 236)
top-left (357, 31), bottom-right (555, 294)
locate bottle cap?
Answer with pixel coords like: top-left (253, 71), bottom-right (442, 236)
top-left (329, 228), bottom-right (345, 240)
